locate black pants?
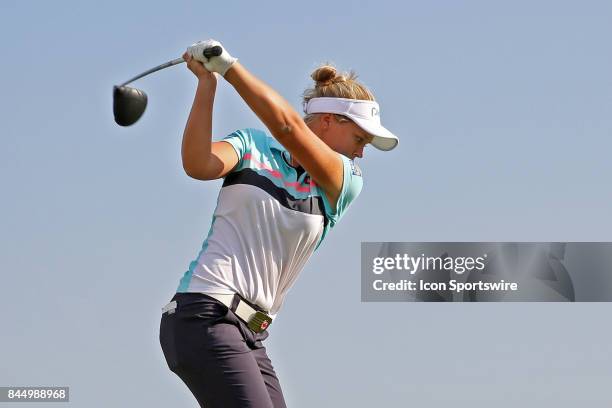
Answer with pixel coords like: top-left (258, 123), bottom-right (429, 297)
top-left (159, 293), bottom-right (287, 408)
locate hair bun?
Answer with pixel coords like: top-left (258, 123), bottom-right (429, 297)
top-left (311, 65), bottom-right (346, 88)
top-left (302, 64), bottom-right (373, 111)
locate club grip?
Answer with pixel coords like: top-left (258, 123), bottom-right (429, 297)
top-left (203, 46), bottom-right (223, 58)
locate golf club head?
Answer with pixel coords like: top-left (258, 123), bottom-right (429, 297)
top-left (113, 85), bottom-right (148, 126)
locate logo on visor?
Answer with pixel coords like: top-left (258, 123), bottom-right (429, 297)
top-left (371, 107), bottom-right (379, 118)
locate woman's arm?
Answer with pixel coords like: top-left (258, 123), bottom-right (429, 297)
top-left (224, 62), bottom-right (344, 208)
top-left (181, 52), bottom-right (239, 180)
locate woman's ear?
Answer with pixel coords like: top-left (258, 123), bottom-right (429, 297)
top-left (320, 113), bottom-right (333, 131)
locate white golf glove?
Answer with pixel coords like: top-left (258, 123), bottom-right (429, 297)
top-left (187, 39), bottom-right (237, 77)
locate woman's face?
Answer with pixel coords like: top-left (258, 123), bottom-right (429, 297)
top-left (314, 114), bottom-right (374, 159)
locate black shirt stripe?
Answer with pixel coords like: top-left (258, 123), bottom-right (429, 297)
top-left (223, 168), bottom-right (327, 219)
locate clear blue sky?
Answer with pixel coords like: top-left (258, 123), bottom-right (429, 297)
top-left (1, 1), bottom-right (612, 406)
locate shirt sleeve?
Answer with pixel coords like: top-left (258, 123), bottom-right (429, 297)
top-left (321, 154), bottom-right (364, 228)
top-left (314, 155), bottom-right (363, 250)
top-left (221, 128), bottom-right (254, 172)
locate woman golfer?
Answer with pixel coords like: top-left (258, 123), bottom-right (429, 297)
top-left (159, 39), bottom-right (398, 408)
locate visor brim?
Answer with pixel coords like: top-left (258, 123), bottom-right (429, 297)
top-left (351, 117), bottom-right (399, 151)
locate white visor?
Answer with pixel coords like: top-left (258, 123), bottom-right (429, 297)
top-left (304, 97), bottom-right (398, 151)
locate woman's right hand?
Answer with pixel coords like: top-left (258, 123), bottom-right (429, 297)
top-left (183, 51), bottom-right (217, 85)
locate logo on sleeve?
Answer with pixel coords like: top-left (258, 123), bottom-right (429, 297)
top-left (350, 160), bottom-right (362, 177)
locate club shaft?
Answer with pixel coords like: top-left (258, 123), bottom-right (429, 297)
top-left (120, 57), bottom-right (185, 86)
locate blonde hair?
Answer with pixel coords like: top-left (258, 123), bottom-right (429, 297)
top-left (302, 64), bottom-right (374, 124)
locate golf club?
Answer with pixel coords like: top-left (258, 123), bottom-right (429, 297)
top-left (113, 45), bottom-right (223, 127)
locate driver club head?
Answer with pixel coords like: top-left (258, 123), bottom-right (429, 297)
top-left (113, 85), bottom-right (148, 126)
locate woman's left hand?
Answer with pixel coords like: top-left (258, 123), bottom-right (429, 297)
top-left (186, 39), bottom-right (237, 77)
top-left (183, 51), bottom-right (217, 85)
